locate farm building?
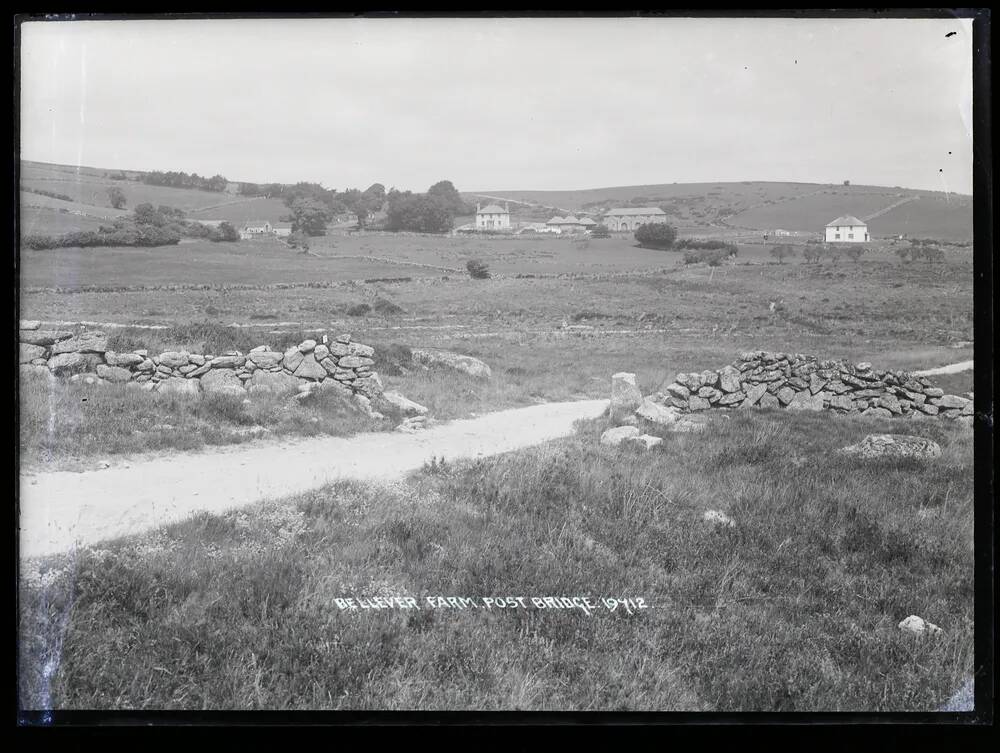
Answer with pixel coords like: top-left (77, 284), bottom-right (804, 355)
top-left (602, 207), bottom-right (668, 232)
top-left (546, 216), bottom-right (596, 233)
top-left (518, 222), bottom-right (561, 234)
top-left (824, 215), bottom-right (869, 243)
top-left (476, 203), bottom-right (511, 231)
top-left (239, 220), bottom-right (273, 240)
top-left (272, 221), bottom-right (293, 237)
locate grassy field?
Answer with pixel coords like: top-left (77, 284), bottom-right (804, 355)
top-left (19, 409), bottom-right (973, 710)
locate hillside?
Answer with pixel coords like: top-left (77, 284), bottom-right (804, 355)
top-left (465, 181), bottom-right (972, 241)
top-left (19, 160), bottom-right (290, 235)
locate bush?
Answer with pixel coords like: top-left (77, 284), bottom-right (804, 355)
top-left (768, 245), bottom-right (797, 264)
top-left (675, 239), bottom-right (738, 257)
top-left (466, 259), bottom-right (491, 279)
top-left (346, 303), bottom-right (372, 317)
top-left (374, 343), bottom-right (414, 375)
top-left (372, 296), bottom-right (405, 316)
top-left (682, 249), bottom-right (726, 266)
top-left (590, 224), bottom-right (611, 239)
top-left (634, 223), bottom-right (678, 250)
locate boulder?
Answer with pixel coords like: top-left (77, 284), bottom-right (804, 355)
top-left (200, 368), bottom-right (245, 396)
top-left (283, 347), bottom-right (305, 372)
top-left (19, 330), bottom-right (72, 346)
top-left (156, 351), bottom-right (190, 368)
top-left (105, 351), bottom-right (145, 368)
top-left (20, 320), bottom-right (41, 330)
top-left (877, 394), bottom-right (903, 415)
top-left (635, 398), bottom-right (679, 426)
top-left (600, 425), bottom-right (641, 447)
top-left (96, 364), bottom-right (132, 383)
top-left (936, 394), bottom-right (970, 410)
top-left (718, 366), bottom-right (742, 393)
top-left (717, 391), bottom-right (745, 406)
top-left (861, 407), bottom-right (893, 418)
top-left (828, 394), bottom-right (855, 412)
top-left (47, 352), bottom-right (92, 376)
top-left (156, 378), bottom-right (202, 397)
top-left (688, 395), bottom-right (711, 411)
top-left (248, 350), bottom-right (283, 368)
top-left (610, 372), bottom-right (644, 424)
top-left (20, 343), bottom-right (46, 363)
top-left (740, 383), bottom-right (768, 408)
top-left (839, 434), bottom-right (941, 460)
top-left (298, 339), bottom-right (317, 353)
top-left (379, 390), bottom-right (429, 417)
top-left (776, 387), bottom-right (796, 406)
top-left (326, 341), bottom-right (350, 358)
top-left (787, 391), bottom-right (825, 411)
top-left (338, 355), bottom-right (375, 369)
top-left (923, 387), bottom-right (945, 398)
top-left (411, 349), bottom-right (492, 380)
top-left (211, 354), bottom-right (246, 369)
top-left (347, 342), bottom-right (375, 358)
top-left (136, 358), bottom-right (155, 372)
top-left (247, 369), bottom-right (301, 395)
top-left (625, 434), bottom-right (663, 450)
top-left (49, 332), bottom-right (108, 355)
top-left (313, 344), bottom-right (330, 361)
top-left (759, 393), bottom-right (780, 410)
top-left (293, 353), bottom-right (328, 381)
top-left (898, 615), bottom-right (942, 636)
top-left (665, 382), bottom-right (690, 400)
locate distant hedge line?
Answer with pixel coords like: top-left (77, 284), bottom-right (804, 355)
top-left (23, 226), bottom-right (183, 250)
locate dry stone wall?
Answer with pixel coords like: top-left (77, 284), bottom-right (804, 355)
top-left (651, 351), bottom-right (973, 422)
top-left (18, 321), bottom-right (384, 401)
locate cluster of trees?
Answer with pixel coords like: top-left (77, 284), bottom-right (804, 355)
top-left (22, 202), bottom-right (238, 250)
top-left (107, 186), bottom-right (127, 209)
top-left (141, 171), bottom-right (229, 192)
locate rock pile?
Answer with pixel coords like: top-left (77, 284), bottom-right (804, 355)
top-left (649, 351), bottom-right (973, 424)
top-left (18, 323), bottom-right (385, 403)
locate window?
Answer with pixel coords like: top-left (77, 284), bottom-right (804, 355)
top-left (835, 234), bottom-right (841, 240)
top-left (848, 233), bottom-right (854, 239)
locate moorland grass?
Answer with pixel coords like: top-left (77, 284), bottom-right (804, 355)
top-left (19, 409), bottom-right (973, 711)
top-left (19, 373), bottom-right (385, 470)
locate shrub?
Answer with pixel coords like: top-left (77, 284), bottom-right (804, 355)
top-left (768, 245), bottom-right (797, 264)
top-left (374, 343), bottom-right (414, 375)
top-left (346, 303), bottom-right (372, 317)
top-left (466, 259), bottom-right (491, 279)
top-left (590, 224), bottom-right (611, 239)
top-left (634, 223), bottom-right (678, 250)
top-left (372, 297), bottom-right (405, 316)
top-left (682, 248), bottom-right (727, 266)
top-left (675, 239), bottom-right (738, 257)
top-left (844, 246), bottom-right (866, 264)
top-left (802, 245), bottom-right (822, 264)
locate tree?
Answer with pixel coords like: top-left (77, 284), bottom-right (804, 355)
top-left (427, 180), bottom-right (474, 215)
top-left (769, 244), bottom-right (797, 264)
top-left (289, 197), bottom-right (331, 236)
top-left (466, 259), bottom-right (490, 279)
top-left (843, 180), bottom-right (851, 186)
top-left (133, 203), bottom-right (167, 227)
top-left (633, 223), bottom-right (678, 250)
top-left (215, 222), bottom-right (239, 242)
top-left (386, 193), bottom-right (454, 233)
top-left (107, 186), bottom-right (127, 209)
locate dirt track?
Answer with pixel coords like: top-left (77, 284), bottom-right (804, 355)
top-left (19, 399), bottom-right (609, 559)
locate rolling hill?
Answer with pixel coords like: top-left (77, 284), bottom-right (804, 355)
top-left (19, 160), bottom-right (290, 235)
top-left (465, 181), bottom-right (972, 241)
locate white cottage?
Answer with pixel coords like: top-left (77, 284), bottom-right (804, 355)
top-left (476, 203), bottom-right (511, 231)
top-left (824, 215), bottom-right (869, 243)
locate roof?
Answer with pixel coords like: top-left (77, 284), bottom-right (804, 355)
top-left (273, 222), bottom-right (293, 229)
top-left (604, 207), bottom-right (667, 216)
top-left (826, 215), bottom-right (867, 227)
top-left (579, 217), bottom-right (597, 225)
top-left (546, 216), bottom-right (566, 224)
top-left (244, 220), bottom-right (271, 229)
top-left (477, 204), bottom-right (508, 214)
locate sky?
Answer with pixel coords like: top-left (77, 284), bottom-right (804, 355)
top-left (20, 16), bottom-right (975, 194)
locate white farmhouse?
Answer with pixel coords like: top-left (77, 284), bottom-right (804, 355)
top-left (239, 220), bottom-right (272, 240)
top-left (476, 203), bottom-right (511, 231)
top-left (824, 215), bottom-right (869, 243)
